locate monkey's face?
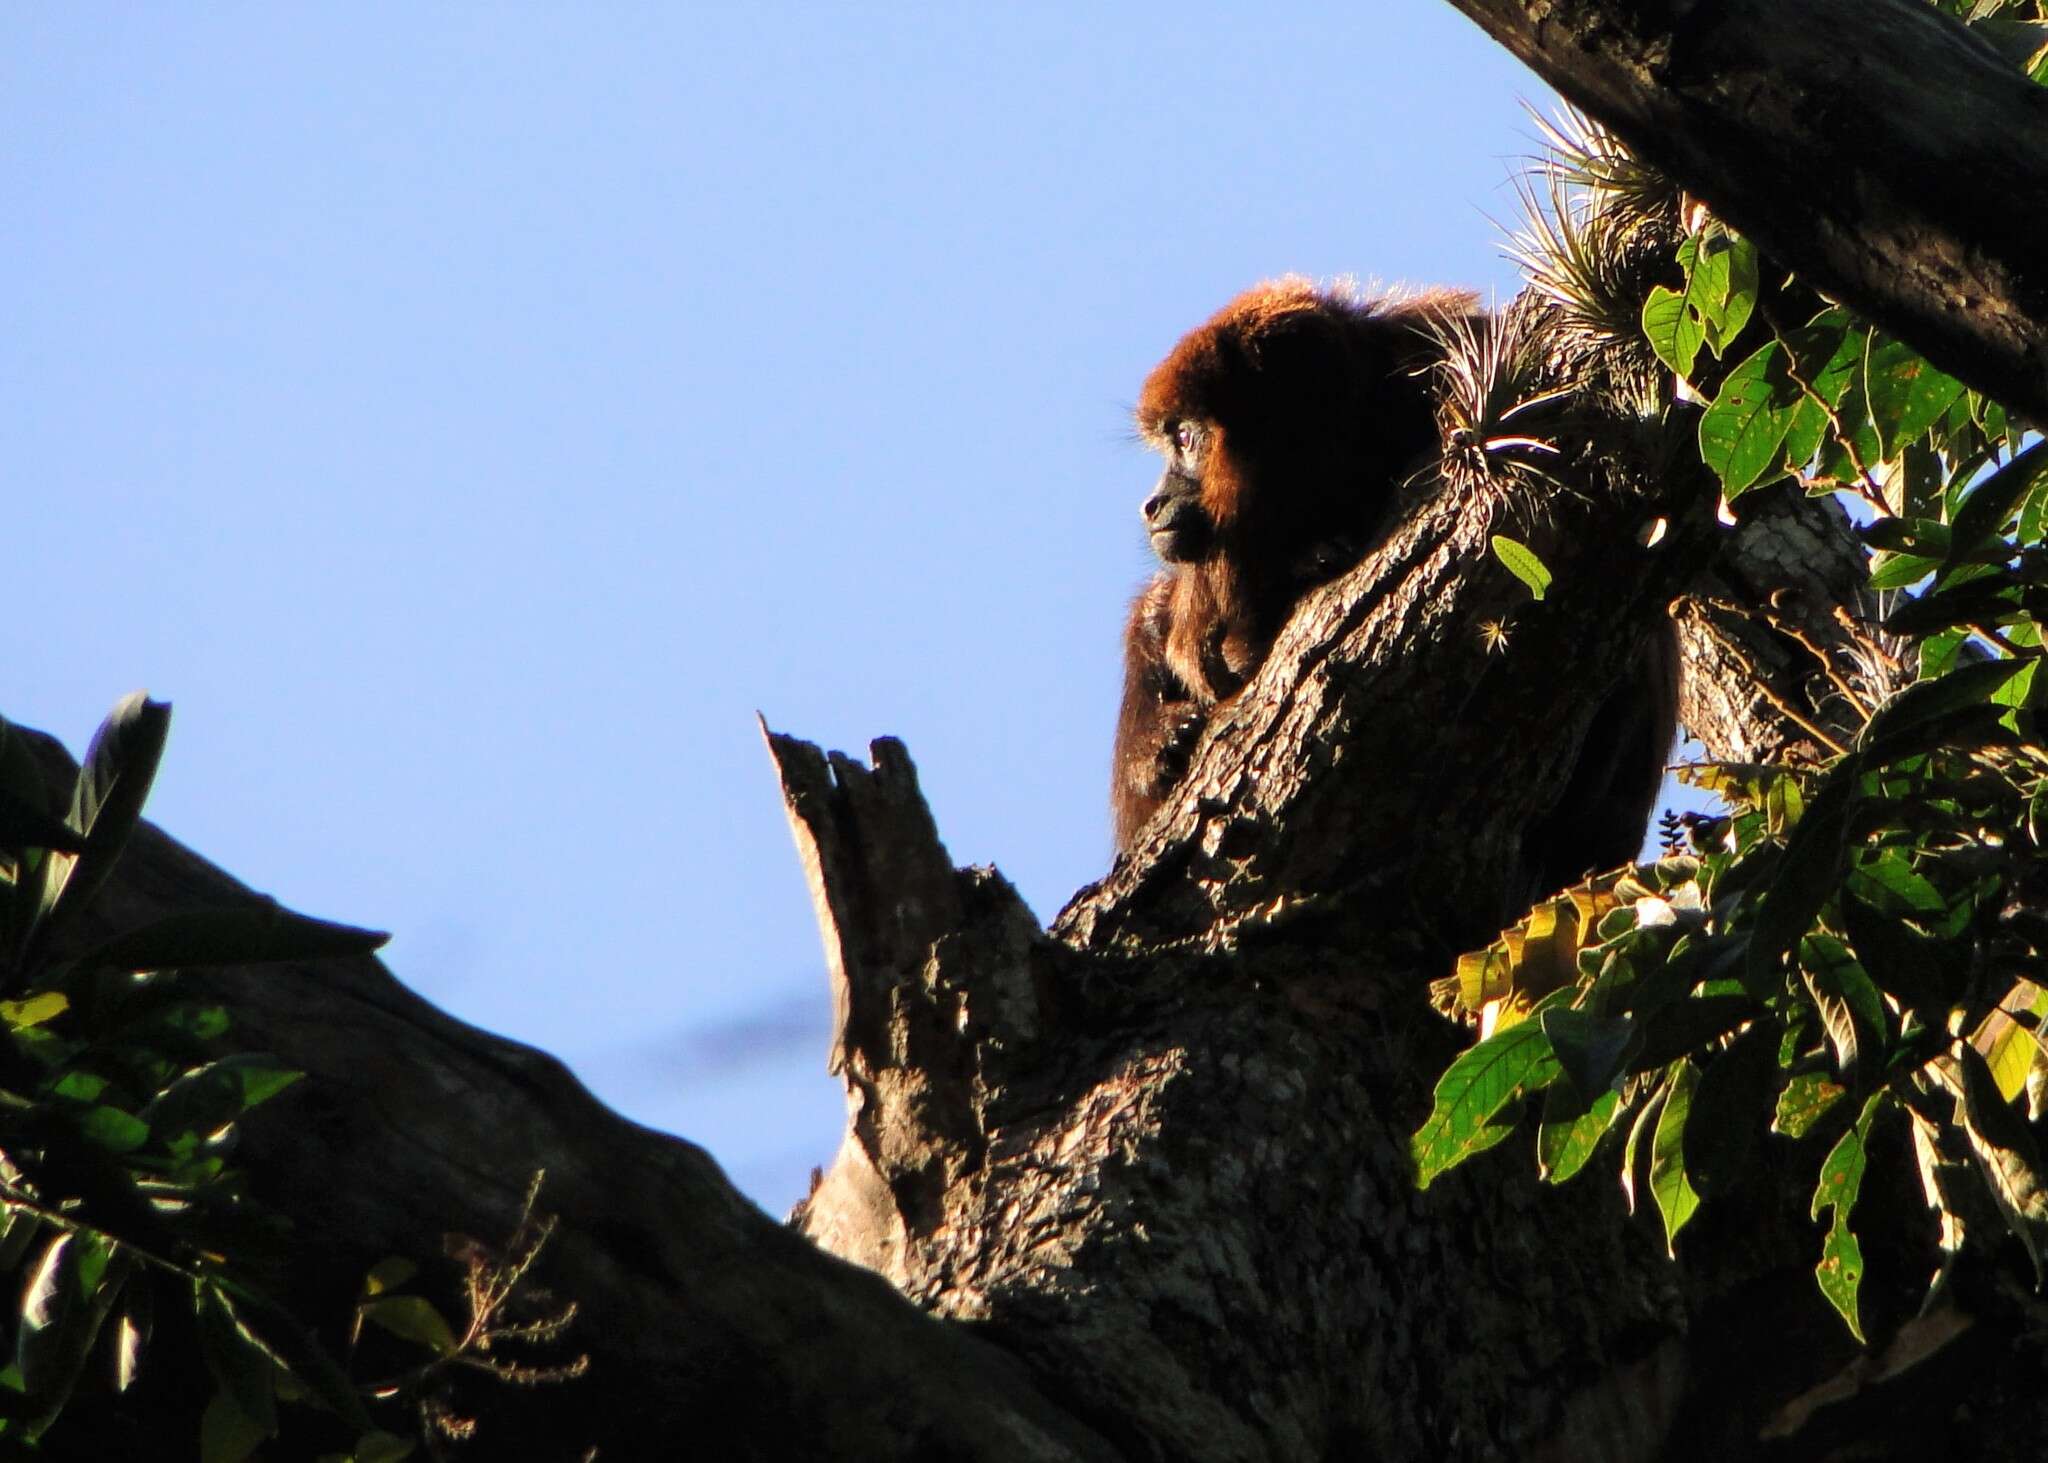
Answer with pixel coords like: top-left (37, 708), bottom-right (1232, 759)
top-left (1136, 286), bottom-right (1382, 570)
top-left (1141, 420), bottom-right (1215, 564)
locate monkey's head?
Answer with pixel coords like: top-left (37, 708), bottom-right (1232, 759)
top-left (1134, 280), bottom-right (1451, 574)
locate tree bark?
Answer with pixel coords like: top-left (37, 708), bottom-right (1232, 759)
top-left (1441, 0), bottom-right (2048, 426)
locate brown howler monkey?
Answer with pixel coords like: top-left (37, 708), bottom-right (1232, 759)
top-left (1112, 279), bottom-right (1676, 897)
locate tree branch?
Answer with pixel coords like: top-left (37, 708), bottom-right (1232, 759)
top-left (1444, 0), bottom-right (2048, 424)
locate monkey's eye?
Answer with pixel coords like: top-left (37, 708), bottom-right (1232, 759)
top-left (1173, 421), bottom-right (1201, 459)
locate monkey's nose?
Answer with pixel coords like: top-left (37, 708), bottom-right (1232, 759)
top-left (1142, 491), bottom-right (1171, 524)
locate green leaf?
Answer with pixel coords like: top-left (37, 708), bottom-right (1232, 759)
top-left (1746, 775), bottom-right (1854, 988)
top-left (1683, 1020), bottom-right (1780, 1198)
top-left (1845, 850), bottom-right (1946, 917)
top-left (361, 1258), bottom-right (419, 1297)
top-left (112, 1276), bottom-right (152, 1394)
top-left (195, 1283), bottom-right (279, 1436)
top-left (361, 1295), bottom-right (460, 1357)
top-left (1646, 232), bottom-right (1756, 375)
top-left (1773, 1072), bottom-right (1846, 1138)
top-left (1839, 894), bottom-right (1957, 1013)
top-left (1777, 309), bottom-right (1861, 473)
top-left (14, 1232), bottom-right (121, 1439)
top-left (1857, 659), bottom-right (2029, 764)
top-left (351, 1430), bottom-right (419, 1463)
top-left (73, 900), bottom-right (390, 975)
top-left (1698, 341), bottom-right (1800, 497)
top-left (1951, 439), bottom-right (2048, 548)
top-left (1631, 993), bottom-right (1755, 1074)
top-left (217, 1280), bottom-right (372, 1431)
top-left (1955, 1043), bottom-right (2048, 1283)
top-left (1865, 334), bottom-right (1966, 460)
top-left (144, 1057), bottom-right (304, 1146)
top-left (1980, 983), bottom-right (2048, 1102)
top-left (1801, 935), bottom-right (1889, 1080)
top-left (200, 1387), bottom-right (269, 1463)
top-left (0, 786), bottom-right (88, 857)
top-left (1538, 1007), bottom-right (1636, 1104)
top-left (1869, 552), bottom-right (1941, 592)
top-left (1621, 1079), bottom-right (1668, 1215)
top-left (1811, 1092), bottom-right (1885, 1342)
top-left (15, 1234), bottom-right (77, 1404)
top-left (1880, 576), bottom-right (2024, 637)
top-left (75, 1104), bottom-right (151, 1155)
top-left (1861, 517), bottom-right (1950, 557)
top-left (1537, 1087), bottom-right (1620, 1184)
top-left (0, 993), bottom-right (68, 1031)
top-left (1490, 535), bottom-right (1551, 602)
top-left (1642, 286), bottom-right (1696, 378)
top-left (1650, 1060), bottom-right (1702, 1253)
top-left (33, 694), bottom-right (172, 947)
top-left (1412, 1016), bottom-right (1560, 1188)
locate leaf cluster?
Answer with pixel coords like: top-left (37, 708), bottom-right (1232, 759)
top-left (1420, 10), bottom-right (2048, 1345)
top-left (0, 695), bottom-right (415, 1459)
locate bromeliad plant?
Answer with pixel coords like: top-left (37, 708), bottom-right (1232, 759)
top-left (1415, 15), bottom-right (2048, 1342)
top-left (0, 693), bottom-right (404, 1456)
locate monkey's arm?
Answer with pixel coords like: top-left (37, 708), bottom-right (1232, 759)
top-left (1112, 575), bottom-right (1204, 849)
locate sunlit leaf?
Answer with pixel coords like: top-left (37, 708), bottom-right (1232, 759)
top-left (1845, 850), bottom-right (1946, 917)
top-left (1801, 935), bottom-right (1889, 1079)
top-left (1977, 982), bottom-right (2048, 1102)
top-left (1698, 341), bottom-right (1800, 497)
top-left (1865, 334), bottom-right (1966, 460)
top-left (1811, 1092), bottom-right (1886, 1341)
top-left (1490, 535), bottom-right (1552, 602)
top-left (1773, 1072), bottom-right (1846, 1138)
top-left (0, 993), bottom-right (68, 1030)
top-left (1650, 1060), bottom-right (1702, 1253)
top-left (1537, 1087), bottom-right (1621, 1184)
top-left (1412, 1015), bottom-right (1561, 1188)
top-left (1955, 1043), bottom-right (2048, 1283)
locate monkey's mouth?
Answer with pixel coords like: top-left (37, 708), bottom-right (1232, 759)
top-left (1146, 502), bottom-right (1211, 563)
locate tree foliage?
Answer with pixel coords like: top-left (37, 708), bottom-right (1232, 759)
top-left (1419, 0), bottom-right (2048, 1347)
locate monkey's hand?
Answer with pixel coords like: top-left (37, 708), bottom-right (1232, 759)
top-left (1150, 704), bottom-right (1208, 795)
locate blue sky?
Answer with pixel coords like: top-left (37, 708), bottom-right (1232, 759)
top-left (6, 7), bottom-right (1566, 1209)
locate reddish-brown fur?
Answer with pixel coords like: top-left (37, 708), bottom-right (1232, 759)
top-left (1112, 280), bottom-right (1675, 895)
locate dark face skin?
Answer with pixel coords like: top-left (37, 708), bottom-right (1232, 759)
top-left (1142, 420), bottom-right (1213, 563)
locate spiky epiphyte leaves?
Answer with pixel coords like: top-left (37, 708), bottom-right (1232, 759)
top-left (1507, 106), bottom-right (1684, 414)
top-left (1426, 296), bottom-right (1575, 517)
top-left (1526, 104), bottom-right (1681, 241)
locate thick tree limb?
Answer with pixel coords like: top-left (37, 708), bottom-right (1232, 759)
top-left (1443, 0), bottom-right (2048, 425)
top-left (19, 730), bottom-right (1120, 1463)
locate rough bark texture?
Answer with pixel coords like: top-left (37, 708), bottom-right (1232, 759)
top-left (1441, 0), bottom-right (2048, 426)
